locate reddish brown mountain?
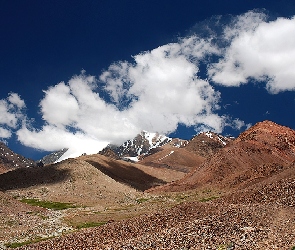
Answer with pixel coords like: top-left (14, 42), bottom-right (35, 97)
top-left (0, 142), bottom-right (35, 174)
top-left (184, 131), bottom-right (232, 157)
top-left (153, 120), bottom-right (295, 192)
top-left (140, 132), bottom-right (231, 173)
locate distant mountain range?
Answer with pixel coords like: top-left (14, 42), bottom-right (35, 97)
top-left (99, 131), bottom-right (188, 162)
top-left (0, 129), bottom-right (233, 169)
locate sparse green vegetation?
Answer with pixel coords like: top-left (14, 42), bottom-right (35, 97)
top-left (199, 196), bottom-right (219, 202)
top-left (75, 221), bottom-right (107, 229)
top-left (174, 193), bottom-right (190, 202)
top-left (5, 237), bottom-right (54, 248)
top-left (20, 198), bottom-right (77, 210)
top-left (5, 241), bottom-right (27, 248)
top-left (6, 220), bottom-right (18, 226)
top-left (136, 197), bottom-right (149, 203)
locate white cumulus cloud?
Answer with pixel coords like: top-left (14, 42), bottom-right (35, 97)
top-left (0, 93), bottom-right (25, 139)
top-left (0, 127), bottom-right (12, 139)
top-left (208, 11), bottom-right (295, 93)
top-left (16, 36), bottom-right (232, 158)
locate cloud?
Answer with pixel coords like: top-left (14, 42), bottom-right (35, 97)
top-left (8, 93), bottom-right (26, 109)
top-left (0, 100), bottom-right (18, 128)
top-left (230, 118), bottom-right (251, 131)
top-left (16, 125), bottom-right (109, 160)
top-left (0, 127), bottom-right (11, 139)
top-left (0, 93), bottom-right (25, 138)
top-left (16, 36), bottom-right (232, 158)
top-left (208, 11), bottom-right (295, 93)
top-left (101, 36), bottom-right (226, 134)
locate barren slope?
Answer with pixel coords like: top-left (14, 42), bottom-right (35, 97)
top-left (139, 132), bottom-right (230, 173)
top-left (3, 120), bottom-right (295, 249)
top-left (0, 157), bottom-right (142, 208)
top-left (140, 146), bottom-right (205, 173)
top-left (0, 142), bottom-right (35, 174)
top-left (154, 121), bottom-right (295, 192)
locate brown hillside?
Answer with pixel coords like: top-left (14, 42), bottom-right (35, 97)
top-left (0, 157), bottom-right (141, 208)
top-left (0, 142), bottom-right (35, 174)
top-left (139, 132), bottom-right (230, 173)
top-left (153, 120), bottom-right (295, 192)
top-left (0, 153), bottom-right (185, 244)
top-left (184, 131), bottom-right (232, 157)
top-left (14, 195), bottom-right (295, 249)
top-left (0, 154), bottom-right (184, 207)
top-left (140, 146), bottom-right (205, 173)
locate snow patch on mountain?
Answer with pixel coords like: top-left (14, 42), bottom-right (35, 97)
top-left (158, 151), bottom-right (174, 161)
top-left (203, 131), bottom-right (229, 145)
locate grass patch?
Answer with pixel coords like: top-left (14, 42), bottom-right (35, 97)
top-left (199, 196), bottom-right (219, 202)
top-left (5, 237), bottom-right (54, 248)
top-left (20, 198), bottom-right (77, 210)
top-left (75, 221), bottom-right (107, 229)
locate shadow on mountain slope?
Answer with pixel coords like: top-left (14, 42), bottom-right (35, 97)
top-left (86, 160), bottom-right (166, 191)
top-left (0, 165), bottom-right (70, 191)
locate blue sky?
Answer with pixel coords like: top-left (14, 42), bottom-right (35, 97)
top-left (1, 1), bottom-right (295, 160)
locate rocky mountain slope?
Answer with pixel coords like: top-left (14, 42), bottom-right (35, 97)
top-left (0, 142), bottom-right (35, 174)
top-left (139, 131), bottom-right (232, 173)
top-left (0, 191), bottom-right (68, 246)
top-left (0, 154), bottom-right (184, 206)
top-left (154, 120), bottom-right (295, 192)
top-left (184, 131), bottom-right (232, 157)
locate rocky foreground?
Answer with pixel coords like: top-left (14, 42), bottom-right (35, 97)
top-left (15, 198), bottom-right (295, 250)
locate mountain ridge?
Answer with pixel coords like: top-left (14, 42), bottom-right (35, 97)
top-left (151, 120), bottom-right (295, 192)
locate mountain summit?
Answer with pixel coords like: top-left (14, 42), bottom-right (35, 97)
top-left (100, 131), bottom-right (186, 161)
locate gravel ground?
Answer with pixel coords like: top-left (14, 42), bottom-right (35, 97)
top-left (15, 199), bottom-right (295, 250)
